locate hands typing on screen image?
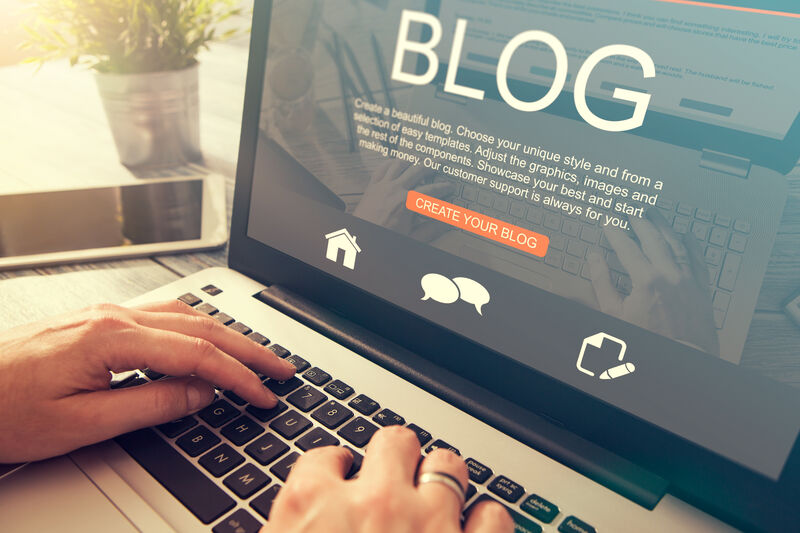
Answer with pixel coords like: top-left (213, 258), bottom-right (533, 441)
top-left (355, 161), bottom-right (719, 356)
top-left (0, 301), bottom-right (513, 533)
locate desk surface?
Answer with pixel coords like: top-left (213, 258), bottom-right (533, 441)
top-left (1, 36), bottom-right (798, 386)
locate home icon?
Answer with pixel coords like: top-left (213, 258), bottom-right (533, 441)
top-left (324, 228), bottom-right (361, 270)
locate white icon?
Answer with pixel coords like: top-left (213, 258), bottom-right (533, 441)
top-left (577, 332), bottom-right (636, 381)
top-left (420, 273), bottom-right (490, 315)
top-left (325, 228), bottom-right (361, 270)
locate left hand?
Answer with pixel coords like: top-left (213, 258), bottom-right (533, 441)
top-left (354, 159), bottom-right (454, 241)
top-left (0, 300), bottom-right (297, 463)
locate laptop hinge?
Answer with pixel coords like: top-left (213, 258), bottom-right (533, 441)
top-left (254, 285), bottom-right (669, 510)
top-left (699, 149), bottom-right (751, 178)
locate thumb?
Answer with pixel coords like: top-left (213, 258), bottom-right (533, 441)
top-left (71, 377), bottom-right (215, 444)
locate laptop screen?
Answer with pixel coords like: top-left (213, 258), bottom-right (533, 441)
top-left (245, 0), bottom-right (800, 480)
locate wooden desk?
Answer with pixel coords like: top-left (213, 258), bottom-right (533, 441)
top-left (0, 35), bottom-right (798, 386)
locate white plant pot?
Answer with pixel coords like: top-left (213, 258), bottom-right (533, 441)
top-left (95, 64), bottom-right (202, 169)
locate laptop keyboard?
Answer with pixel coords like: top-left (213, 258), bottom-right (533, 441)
top-left (444, 180), bottom-right (750, 330)
top-left (114, 290), bottom-right (597, 533)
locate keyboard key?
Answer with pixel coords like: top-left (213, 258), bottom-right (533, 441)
top-left (563, 256), bottom-right (581, 276)
top-left (695, 208), bottom-right (713, 222)
top-left (466, 495), bottom-right (541, 533)
top-left (303, 367), bottom-right (331, 386)
top-left (213, 509), bottom-right (261, 533)
top-left (224, 464), bottom-right (270, 499)
top-left (509, 201), bottom-right (526, 218)
top-left (580, 225), bottom-right (600, 244)
top-left (548, 234), bottom-right (566, 251)
top-left (269, 411), bottom-right (312, 440)
top-left (157, 416), bottom-right (197, 438)
top-left (285, 354), bottom-right (310, 372)
top-left (713, 291), bottom-right (731, 312)
top-left (178, 293), bottom-right (202, 306)
top-left (708, 227), bottom-right (728, 247)
top-left (115, 376), bottom-right (147, 389)
top-left (245, 433), bottom-right (290, 465)
top-left (116, 429), bottom-right (234, 524)
top-left (214, 312), bottom-right (235, 325)
top-left (247, 400), bottom-right (288, 422)
top-left (323, 379), bottom-right (354, 400)
top-left (312, 400), bottom-right (353, 429)
top-left (199, 400), bottom-right (240, 428)
top-left (676, 202), bottom-right (694, 216)
top-left (373, 409), bottom-right (405, 427)
top-left (462, 186), bottom-right (478, 202)
top-left (348, 394), bottom-right (380, 415)
top-left (673, 216), bottom-right (690, 234)
top-left (521, 494), bottom-right (560, 523)
top-left (466, 483), bottom-right (477, 502)
top-left (425, 439), bottom-right (459, 456)
top-left (559, 515), bottom-right (596, 533)
top-left (221, 416), bottom-right (265, 446)
top-left (346, 447), bottom-right (364, 479)
top-left (406, 423), bottom-right (432, 447)
top-left (338, 417), bottom-right (379, 447)
top-left (287, 385), bottom-right (328, 412)
top-left (704, 246), bottom-right (724, 267)
top-left (201, 284), bottom-right (223, 296)
top-left (565, 240), bottom-right (587, 258)
top-left (224, 390), bottom-right (248, 406)
top-left (250, 485), bottom-right (281, 520)
top-left (196, 302), bottom-right (218, 315)
top-left (729, 233), bottom-right (747, 253)
top-left (268, 344), bottom-right (290, 358)
top-left (265, 377), bottom-right (303, 396)
top-left (526, 207), bottom-right (543, 225)
top-left (488, 475), bottom-right (525, 503)
top-left (199, 444), bottom-right (244, 477)
top-left (691, 221), bottom-right (709, 241)
top-left (465, 458), bottom-right (493, 483)
top-left (545, 251), bottom-right (564, 268)
top-left (143, 368), bottom-right (165, 381)
top-left (176, 426), bottom-right (221, 457)
top-left (109, 373), bottom-right (137, 389)
top-left (733, 219), bottom-right (751, 233)
top-left (562, 219), bottom-right (580, 237)
top-left (544, 213), bottom-right (561, 230)
top-left (270, 451), bottom-right (300, 482)
top-left (296, 427), bottom-right (340, 451)
top-left (247, 331), bottom-right (270, 345)
top-left (715, 214), bottom-right (732, 227)
top-left (718, 253), bottom-right (741, 291)
top-left (229, 322), bottom-right (252, 335)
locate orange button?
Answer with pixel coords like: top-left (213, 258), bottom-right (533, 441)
top-left (406, 191), bottom-right (549, 257)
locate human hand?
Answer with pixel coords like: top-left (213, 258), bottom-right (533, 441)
top-left (587, 209), bottom-right (720, 355)
top-left (265, 426), bottom-right (513, 533)
top-left (0, 301), bottom-right (297, 463)
top-left (354, 159), bottom-right (455, 241)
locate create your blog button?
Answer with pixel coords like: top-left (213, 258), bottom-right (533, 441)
top-left (406, 191), bottom-right (549, 257)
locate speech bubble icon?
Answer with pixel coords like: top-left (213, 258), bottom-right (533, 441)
top-left (453, 277), bottom-right (490, 315)
top-left (420, 273), bottom-right (460, 304)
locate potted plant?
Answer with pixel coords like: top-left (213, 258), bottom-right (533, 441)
top-left (21, 0), bottom-right (244, 169)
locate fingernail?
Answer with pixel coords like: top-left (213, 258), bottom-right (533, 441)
top-left (262, 387), bottom-right (279, 407)
top-left (282, 360), bottom-right (298, 373)
top-left (187, 380), bottom-right (212, 411)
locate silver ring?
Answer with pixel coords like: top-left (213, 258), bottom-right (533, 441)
top-left (417, 471), bottom-right (466, 507)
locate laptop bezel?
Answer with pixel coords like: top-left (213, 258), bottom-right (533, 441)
top-left (229, 1), bottom-right (800, 529)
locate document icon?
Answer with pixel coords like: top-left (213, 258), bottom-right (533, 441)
top-left (577, 332), bottom-right (635, 381)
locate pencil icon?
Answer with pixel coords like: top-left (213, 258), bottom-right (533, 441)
top-left (599, 362), bottom-right (636, 380)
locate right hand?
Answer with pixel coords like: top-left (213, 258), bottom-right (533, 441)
top-left (265, 426), bottom-right (514, 533)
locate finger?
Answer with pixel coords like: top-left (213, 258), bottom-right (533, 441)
top-left (359, 426), bottom-right (421, 485)
top-left (129, 308), bottom-right (296, 381)
top-left (66, 377), bottom-right (216, 444)
top-left (396, 163), bottom-right (434, 188)
top-left (682, 230), bottom-right (711, 287)
top-left (385, 158), bottom-right (410, 181)
top-left (415, 182), bottom-right (456, 199)
top-left (646, 209), bottom-right (692, 276)
top-left (416, 448), bottom-right (469, 520)
top-left (103, 327), bottom-right (278, 408)
top-left (587, 251), bottom-right (623, 314)
top-left (464, 499), bottom-right (515, 533)
top-left (628, 216), bottom-right (676, 270)
top-left (287, 446), bottom-right (353, 483)
top-left (603, 227), bottom-right (650, 277)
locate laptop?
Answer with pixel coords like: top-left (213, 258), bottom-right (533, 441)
top-left (2, 1), bottom-right (799, 532)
